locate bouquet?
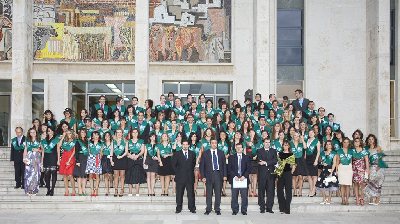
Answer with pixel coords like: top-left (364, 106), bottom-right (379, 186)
top-left (273, 155), bottom-right (295, 177)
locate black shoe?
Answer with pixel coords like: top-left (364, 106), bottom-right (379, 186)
top-left (14, 186), bottom-right (21, 189)
top-left (204, 211), bottom-right (210, 215)
top-left (232, 212), bottom-right (238, 215)
top-left (241, 212), bottom-right (247, 215)
top-left (50, 189), bottom-right (54, 196)
top-left (21, 186), bottom-right (24, 189)
top-left (260, 210), bottom-right (265, 213)
top-left (285, 211), bottom-right (290, 214)
top-left (175, 210), bottom-right (181, 214)
top-left (267, 210), bottom-right (274, 214)
top-left (216, 211), bottom-right (221, 215)
top-left (190, 210), bottom-right (196, 214)
top-left (46, 190), bottom-right (50, 196)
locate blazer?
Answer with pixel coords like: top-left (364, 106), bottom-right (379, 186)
top-left (227, 153), bottom-right (252, 185)
top-left (257, 147), bottom-right (278, 176)
top-left (10, 136), bottom-right (25, 162)
top-left (200, 149), bottom-right (227, 181)
top-left (172, 150), bottom-right (196, 184)
top-left (292, 98), bottom-right (310, 113)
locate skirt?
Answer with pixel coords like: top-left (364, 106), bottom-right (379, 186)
top-left (250, 160), bottom-right (258, 174)
top-left (305, 154), bottom-right (318, 176)
top-left (337, 164), bottom-right (353, 186)
top-left (159, 156), bottom-right (174, 176)
top-left (125, 157), bottom-right (147, 184)
top-left (316, 165), bottom-right (339, 193)
top-left (365, 165), bottom-right (385, 197)
top-left (59, 149), bottom-right (76, 175)
top-left (24, 151), bottom-right (41, 194)
top-left (112, 155), bottom-right (128, 171)
top-left (43, 151), bottom-right (58, 168)
top-left (101, 155), bottom-right (113, 174)
top-left (352, 158), bottom-right (367, 184)
top-left (293, 157), bottom-right (307, 176)
top-left (73, 154), bottom-right (88, 178)
top-left (144, 156), bottom-right (159, 173)
top-left (85, 154), bottom-right (102, 175)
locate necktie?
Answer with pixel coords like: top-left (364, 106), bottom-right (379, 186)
top-left (184, 151), bottom-right (188, 160)
top-left (238, 154), bottom-right (242, 176)
top-left (101, 104), bottom-right (104, 110)
top-left (212, 151), bottom-right (218, 171)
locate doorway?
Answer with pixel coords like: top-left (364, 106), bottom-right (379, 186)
top-left (0, 95), bottom-right (10, 146)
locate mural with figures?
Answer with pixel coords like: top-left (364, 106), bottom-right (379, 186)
top-left (149, 0), bottom-right (231, 63)
top-left (33, 0), bottom-right (135, 62)
top-left (0, 0), bottom-right (12, 61)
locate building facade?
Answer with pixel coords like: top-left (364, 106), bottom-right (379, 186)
top-left (0, 0), bottom-right (398, 150)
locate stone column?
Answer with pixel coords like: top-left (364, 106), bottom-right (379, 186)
top-left (395, 0), bottom-right (400, 138)
top-left (11, 0), bottom-right (33, 132)
top-left (135, 0), bottom-right (149, 105)
top-left (253, 0), bottom-right (277, 101)
top-left (366, 0), bottom-right (391, 150)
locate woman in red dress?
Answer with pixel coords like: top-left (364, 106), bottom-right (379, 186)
top-left (57, 130), bottom-right (76, 196)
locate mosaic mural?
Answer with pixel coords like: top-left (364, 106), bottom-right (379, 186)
top-left (149, 0), bottom-right (231, 63)
top-left (33, 0), bottom-right (135, 62)
top-left (0, 0), bottom-right (12, 61)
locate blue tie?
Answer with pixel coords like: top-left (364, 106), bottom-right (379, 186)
top-left (184, 151), bottom-right (188, 160)
top-left (212, 151), bottom-right (218, 170)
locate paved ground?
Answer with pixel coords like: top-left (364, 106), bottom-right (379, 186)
top-left (1, 211), bottom-right (400, 224)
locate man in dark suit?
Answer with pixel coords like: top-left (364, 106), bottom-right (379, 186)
top-left (292, 89), bottom-right (309, 113)
top-left (172, 139), bottom-right (196, 214)
top-left (10, 127), bottom-right (25, 189)
top-left (91, 95), bottom-right (111, 119)
top-left (228, 143), bottom-right (252, 215)
top-left (200, 138), bottom-right (227, 215)
top-left (257, 138), bottom-right (278, 213)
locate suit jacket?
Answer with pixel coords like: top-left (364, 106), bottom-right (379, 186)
top-left (227, 153), bottom-right (252, 185)
top-left (10, 136), bottom-right (25, 162)
top-left (292, 98), bottom-right (309, 113)
top-left (91, 103), bottom-right (112, 120)
top-left (200, 149), bottom-right (227, 181)
top-left (256, 147), bottom-right (278, 177)
top-left (172, 150), bottom-right (196, 184)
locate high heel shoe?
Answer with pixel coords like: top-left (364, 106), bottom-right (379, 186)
top-left (114, 190), bottom-right (118, 197)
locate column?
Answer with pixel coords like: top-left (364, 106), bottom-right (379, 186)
top-left (253, 0), bottom-right (277, 101)
top-left (366, 0), bottom-right (391, 150)
top-left (11, 0), bottom-right (33, 132)
top-left (395, 0), bottom-right (400, 138)
top-left (135, 0), bottom-right (149, 105)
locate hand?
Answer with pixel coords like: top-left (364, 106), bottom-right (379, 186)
top-left (202, 178), bottom-right (206, 183)
top-left (258, 161), bottom-right (266, 166)
top-left (239, 176), bottom-right (245, 181)
top-left (76, 163), bottom-right (80, 167)
top-left (117, 155), bottom-right (122, 159)
top-left (66, 161), bottom-right (70, 166)
top-left (313, 161), bottom-right (318, 166)
top-left (159, 162), bottom-right (163, 167)
top-left (234, 176), bottom-right (239, 181)
top-left (111, 161), bottom-right (115, 167)
top-left (152, 156), bottom-right (158, 161)
top-left (328, 169), bottom-right (332, 173)
top-left (57, 160), bottom-right (60, 166)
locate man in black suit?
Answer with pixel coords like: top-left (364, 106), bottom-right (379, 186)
top-left (200, 138), bottom-right (227, 215)
top-left (10, 127), bottom-right (25, 189)
top-left (292, 89), bottom-right (309, 113)
top-left (172, 139), bottom-right (196, 214)
top-left (228, 143), bottom-right (252, 215)
top-left (90, 95), bottom-right (112, 119)
top-left (257, 138), bottom-right (278, 213)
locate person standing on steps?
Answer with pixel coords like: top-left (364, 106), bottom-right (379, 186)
top-left (10, 127), bottom-right (26, 190)
top-left (172, 139), bottom-right (197, 214)
top-left (200, 138), bottom-right (227, 215)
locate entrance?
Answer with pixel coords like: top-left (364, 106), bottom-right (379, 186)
top-left (0, 95), bottom-right (10, 146)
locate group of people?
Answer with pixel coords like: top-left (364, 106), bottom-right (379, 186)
top-left (10, 89), bottom-right (388, 215)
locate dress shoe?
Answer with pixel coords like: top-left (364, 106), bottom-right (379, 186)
top-left (175, 210), bottom-right (181, 214)
top-left (14, 186), bottom-right (21, 189)
top-left (216, 211), bottom-right (221, 215)
top-left (190, 210), bottom-right (196, 214)
top-left (241, 212), bottom-right (247, 215)
top-left (204, 211), bottom-right (210, 215)
top-left (266, 210), bottom-right (274, 214)
top-left (260, 210), bottom-right (265, 213)
top-left (232, 212), bottom-right (238, 215)
top-left (21, 186), bottom-right (24, 189)
top-left (285, 211), bottom-right (290, 214)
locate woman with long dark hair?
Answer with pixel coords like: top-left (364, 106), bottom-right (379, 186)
top-left (316, 140), bottom-right (338, 204)
top-left (351, 138), bottom-right (369, 206)
top-left (111, 129), bottom-right (129, 197)
top-left (86, 131), bottom-right (103, 196)
top-left (290, 132), bottom-right (306, 197)
top-left (23, 128), bottom-right (42, 195)
top-left (144, 133), bottom-right (160, 196)
top-left (337, 137), bottom-right (353, 205)
top-left (102, 131), bottom-right (114, 196)
top-left (41, 126), bottom-right (60, 196)
top-left (277, 140), bottom-right (296, 214)
top-left (57, 129), bottom-right (76, 196)
top-left (304, 130), bottom-right (320, 197)
top-left (157, 132), bottom-right (174, 196)
top-left (126, 128), bottom-right (146, 196)
top-left (74, 129), bottom-right (89, 196)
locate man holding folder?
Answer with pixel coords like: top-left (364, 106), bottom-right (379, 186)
top-left (228, 143), bottom-right (252, 215)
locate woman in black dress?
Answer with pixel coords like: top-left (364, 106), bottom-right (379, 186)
top-left (102, 131), bottom-right (113, 196)
top-left (111, 129), bottom-right (129, 197)
top-left (157, 133), bottom-right (174, 196)
top-left (41, 126), bottom-right (60, 196)
top-left (277, 140), bottom-right (296, 214)
top-left (144, 133), bottom-right (160, 196)
top-left (74, 129), bottom-right (89, 196)
top-left (126, 129), bottom-right (146, 196)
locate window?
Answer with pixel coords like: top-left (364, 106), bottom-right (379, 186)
top-left (162, 82), bottom-right (231, 108)
top-left (71, 81), bottom-right (135, 118)
top-left (277, 9), bottom-right (303, 66)
top-left (32, 80), bottom-right (45, 120)
top-left (390, 9), bottom-right (395, 67)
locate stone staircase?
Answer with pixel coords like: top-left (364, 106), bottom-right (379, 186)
top-left (0, 148), bottom-right (399, 212)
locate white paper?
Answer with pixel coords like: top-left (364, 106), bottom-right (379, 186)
top-left (232, 178), bottom-right (247, 188)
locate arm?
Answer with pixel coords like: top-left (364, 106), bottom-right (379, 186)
top-left (171, 152), bottom-right (178, 173)
top-left (314, 142), bottom-right (321, 166)
top-left (227, 155), bottom-right (235, 180)
top-left (242, 156), bottom-right (251, 179)
top-left (331, 154), bottom-right (337, 173)
top-left (10, 140), bottom-right (15, 162)
top-left (143, 146), bottom-right (148, 164)
top-left (266, 150), bottom-right (278, 166)
top-left (221, 152), bottom-right (227, 179)
top-left (199, 153), bottom-right (206, 180)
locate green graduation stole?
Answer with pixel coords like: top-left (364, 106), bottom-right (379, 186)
top-left (306, 138), bottom-right (319, 155)
top-left (42, 137), bottom-right (60, 153)
top-left (62, 140), bottom-right (76, 152)
top-left (128, 139), bottom-right (143, 154)
top-left (12, 137), bottom-right (25, 151)
top-left (77, 140), bottom-right (89, 155)
top-left (26, 140), bottom-right (40, 152)
top-left (113, 139), bottom-right (126, 156)
top-left (89, 142), bottom-right (103, 155)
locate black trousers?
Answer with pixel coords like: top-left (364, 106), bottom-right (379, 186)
top-left (45, 170), bottom-right (57, 193)
top-left (277, 171), bottom-right (293, 213)
top-left (258, 172), bottom-right (276, 211)
top-left (231, 186), bottom-right (248, 213)
top-left (14, 160), bottom-right (25, 187)
top-left (206, 171), bottom-right (222, 212)
top-left (176, 181), bottom-right (196, 212)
